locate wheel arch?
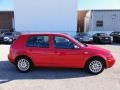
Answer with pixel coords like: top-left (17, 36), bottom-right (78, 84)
top-left (85, 56), bottom-right (107, 68)
top-left (15, 55), bottom-right (34, 65)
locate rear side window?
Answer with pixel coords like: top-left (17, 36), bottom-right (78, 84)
top-left (26, 36), bottom-right (49, 48)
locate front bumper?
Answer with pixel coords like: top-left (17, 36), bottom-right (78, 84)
top-left (82, 40), bottom-right (93, 43)
top-left (100, 39), bottom-right (112, 44)
top-left (4, 38), bottom-right (13, 43)
top-left (78, 39), bottom-right (93, 43)
top-left (106, 57), bottom-right (115, 68)
top-left (0, 37), bottom-right (4, 43)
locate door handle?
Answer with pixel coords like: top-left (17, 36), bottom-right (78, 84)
top-left (54, 51), bottom-right (66, 55)
top-left (56, 52), bottom-right (65, 55)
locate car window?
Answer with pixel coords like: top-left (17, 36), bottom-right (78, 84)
top-left (15, 32), bottom-right (21, 35)
top-left (53, 36), bottom-right (77, 49)
top-left (100, 33), bottom-right (107, 36)
top-left (4, 32), bottom-right (13, 36)
top-left (26, 36), bottom-right (49, 48)
top-left (94, 33), bottom-right (107, 36)
top-left (93, 34), bottom-right (97, 37)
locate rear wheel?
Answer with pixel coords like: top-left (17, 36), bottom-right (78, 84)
top-left (15, 57), bottom-right (33, 72)
top-left (86, 58), bottom-right (105, 75)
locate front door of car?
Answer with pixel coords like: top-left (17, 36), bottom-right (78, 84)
top-left (51, 36), bottom-right (84, 68)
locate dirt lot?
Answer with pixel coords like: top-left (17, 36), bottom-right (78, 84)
top-left (0, 44), bottom-right (120, 90)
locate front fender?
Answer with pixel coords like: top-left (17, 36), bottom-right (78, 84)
top-left (82, 53), bottom-right (107, 68)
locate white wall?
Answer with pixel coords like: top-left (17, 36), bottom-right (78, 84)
top-left (14, 0), bottom-right (77, 35)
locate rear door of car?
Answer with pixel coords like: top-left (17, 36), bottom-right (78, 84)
top-left (26, 35), bottom-right (54, 66)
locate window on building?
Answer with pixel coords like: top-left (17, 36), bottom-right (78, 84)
top-left (112, 14), bottom-right (116, 19)
top-left (96, 20), bottom-right (103, 27)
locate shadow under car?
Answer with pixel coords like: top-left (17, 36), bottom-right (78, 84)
top-left (0, 60), bottom-right (92, 84)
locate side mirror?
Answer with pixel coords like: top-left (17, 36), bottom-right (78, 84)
top-left (74, 45), bottom-right (80, 49)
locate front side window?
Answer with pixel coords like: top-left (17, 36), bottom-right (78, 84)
top-left (53, 36), bottom-right (77, 49)
top-left (26, 36), bottom-right (49, 48)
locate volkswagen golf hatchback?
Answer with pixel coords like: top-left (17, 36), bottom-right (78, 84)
top-left (8, 33), bottom-right (115, 74)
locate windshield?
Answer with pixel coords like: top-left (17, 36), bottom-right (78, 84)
top-left (77, 33), bottom-right (90, 37)
top-left (98, 33), bottom-right (108, 36)
top-left (113, 32), bottom-right (120, 35)
top-left (4, 32), bottom-right (12, 36)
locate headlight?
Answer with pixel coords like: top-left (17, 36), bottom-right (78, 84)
top-left (89, 37), bottom-right (93, 40)
top-left (9, 38), bottom-right (12, 42)
top-left (4, 37), bottom-right (9, 40)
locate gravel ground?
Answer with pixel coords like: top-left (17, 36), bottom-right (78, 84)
top-left (0, 44), bottom-right (120, 90)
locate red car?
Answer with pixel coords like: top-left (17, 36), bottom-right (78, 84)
top-left (8, 33), bottom-right (115, 74)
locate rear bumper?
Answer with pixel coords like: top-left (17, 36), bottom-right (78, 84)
top-left (8, 54), bottom-right (14, 63)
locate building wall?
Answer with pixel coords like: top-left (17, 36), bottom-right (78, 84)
top-left (14, 0), bottom-right (77, 35)
top-left (86, 10), bottom-right (120, 35)
top-left (84, 11), bottom-right (91, 32)
top-left (0, 11), bottom-right (14, 32)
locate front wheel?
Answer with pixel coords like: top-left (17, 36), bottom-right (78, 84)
top-left (86, 58), bottom-right (105, 75)
top-left (15, 57), bottom-right (33, 72)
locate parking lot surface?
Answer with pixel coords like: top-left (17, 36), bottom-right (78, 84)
top-left (0, 44), bottom-right (120, 90)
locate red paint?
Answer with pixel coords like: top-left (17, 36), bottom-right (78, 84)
top-left (8, 33), bottom-right (115, 69)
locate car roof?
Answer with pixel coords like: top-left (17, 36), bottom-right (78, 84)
top-left (21, 33), bottom-right (69, 37)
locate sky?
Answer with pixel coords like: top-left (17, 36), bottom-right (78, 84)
top-left (0, 0), bottom-right (120, 11)
top-left (0, 0), bottom-right (13, 11)
top-left (78, 0), bottom-right (120, 10)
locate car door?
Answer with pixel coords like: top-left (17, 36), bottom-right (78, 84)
top-left (26, 35), bottom-right (53, 66)
top-left (50, 35), bottom-right (84, 68)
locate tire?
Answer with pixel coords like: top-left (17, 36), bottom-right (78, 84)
top-left (86, 58), bottom-right (105, 75)
top-left (109, 41), bottom-right (112, 44)
top-left (15, 57), bottom-right (33, 72)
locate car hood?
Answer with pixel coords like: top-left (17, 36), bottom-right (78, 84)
top-left (84, 44), bottom-right (110, 54)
